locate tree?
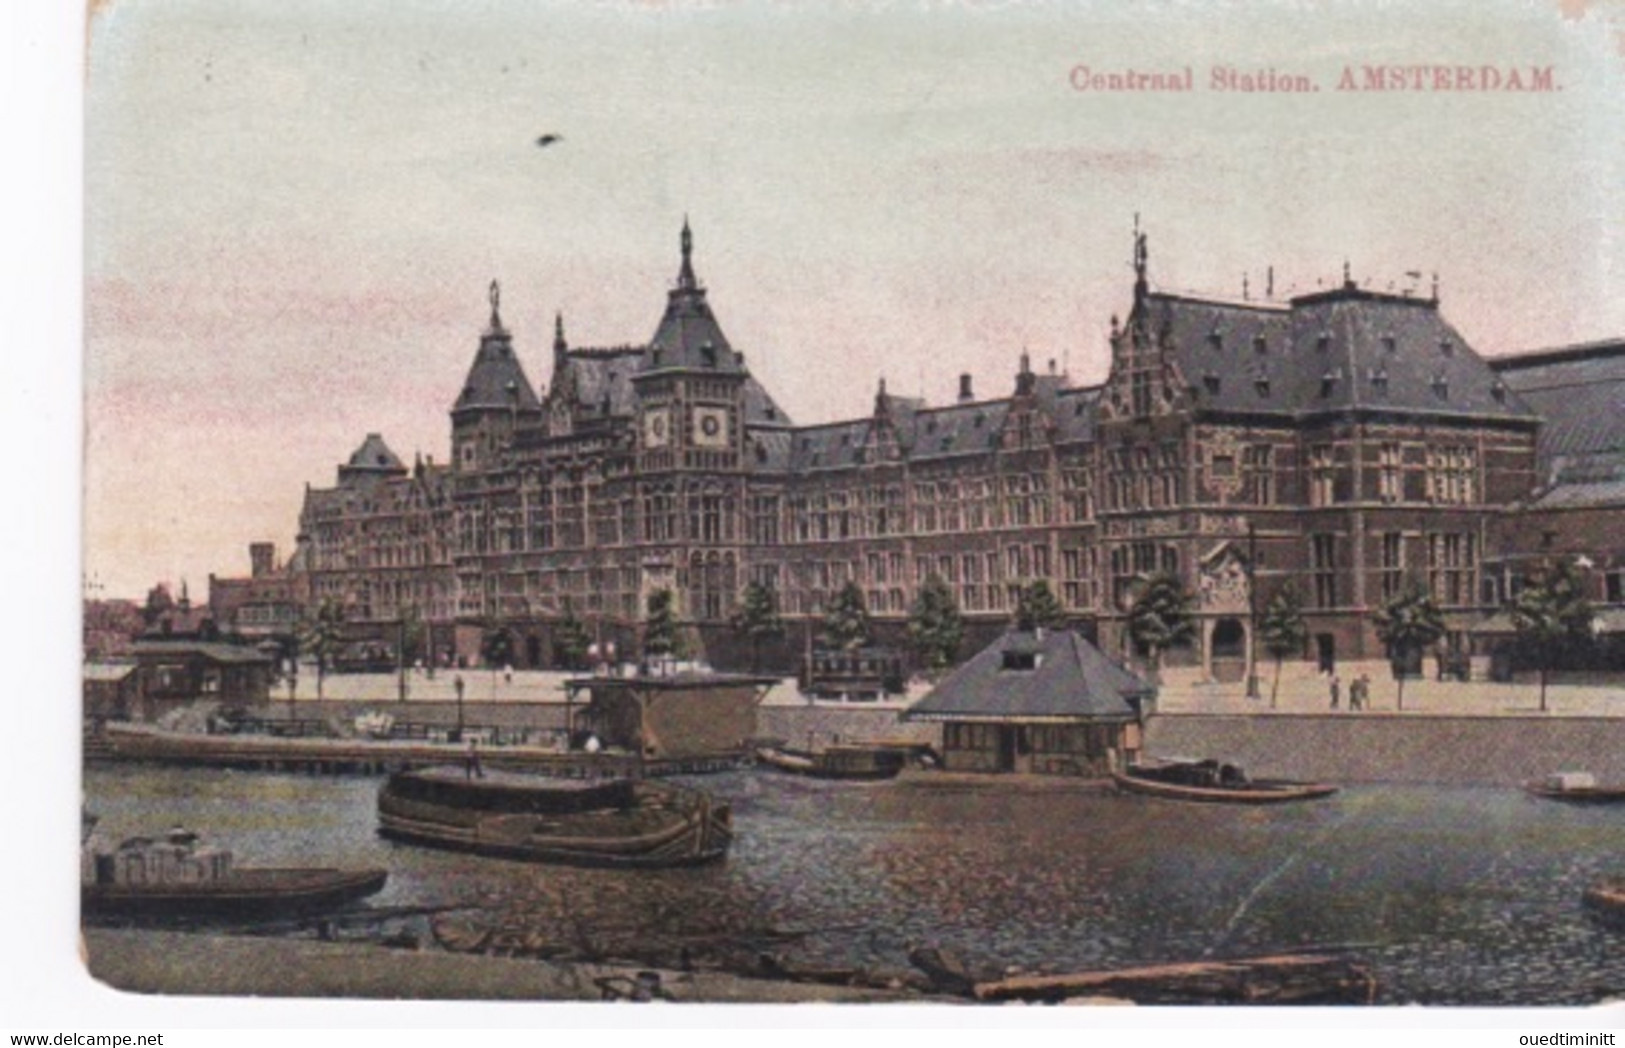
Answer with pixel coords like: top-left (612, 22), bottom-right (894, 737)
top-left (643, 588), bottom-right (680, 660)
top-left (1510, 558), bottom-right (1596, 712)
top-left (1372, 583), bottom-right (1446, 711)
top-left (1127, 573), bottom-right (1196, 673)
top-left (480, 621), bottom-right (516, 685)
top-left (729, 581), bottom-right (784, 673)
top-left (553, 609), bottom-right (593, 672)
top-left (907, 574), bottom-right (964, 674)
top-left (298, 599), bottom-right (346, 702)
top-left (1012, 580), bottom-right (1067, 633)
top-left (1258, 586), bottom-right (1309, 708)
top-left (820, 581), bottom-right (871, 652)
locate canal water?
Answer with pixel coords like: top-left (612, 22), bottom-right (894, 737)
top-left (82, 765), bottom-right (1625, 1006)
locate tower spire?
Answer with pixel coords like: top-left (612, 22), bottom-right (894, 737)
top-left (1132, 215), bottom-right (1149, 306)
top-left (677, 216), bottom-right (697, 290)
top-left (487, 279), bottom-right (504, 332)
top-left (554, 311), bottom-right (567, 353)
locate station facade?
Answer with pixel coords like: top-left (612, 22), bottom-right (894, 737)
top-left (273, 222), bottom-right (1619, 678)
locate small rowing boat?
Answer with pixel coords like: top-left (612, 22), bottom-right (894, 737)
top-left (754, 744), bottom-right (907, 781)
top-left (1111, 758), bottom-right (1338, 804)
top-left (1523, 772), bottom-right (1625, 805)
top-left (82, 826), bottom-right (387, 919)
top-left (376, 766), bottom-right (732, 867)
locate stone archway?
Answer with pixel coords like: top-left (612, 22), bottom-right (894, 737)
top-left (1207, 616), bottom-right (1249, 684)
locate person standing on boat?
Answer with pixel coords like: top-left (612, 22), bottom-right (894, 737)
top-left (1328, 674), bottom-right (1341, 710)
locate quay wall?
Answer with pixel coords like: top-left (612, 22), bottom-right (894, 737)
top-left (282, 700), bottom-right (943, 749)
top-left (1145, 714), bottom-right (1625, 786)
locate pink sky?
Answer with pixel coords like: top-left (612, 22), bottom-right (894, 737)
top-left (82, 0), bottom-right (1625, 601)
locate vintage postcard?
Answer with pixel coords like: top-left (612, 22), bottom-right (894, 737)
top-left (41, 0), bottom-right (1625, 1027)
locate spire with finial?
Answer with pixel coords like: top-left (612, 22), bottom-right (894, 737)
top-left (677, 215), bottom-right (697, 290)
top-left (554, 311), bottom-right (567, 354)
top-left (1430, 272), bottom-right (1439, 302)
top-left (1342, 259), bottom-right (1353, 289)
top-left (487, 279), bottom-right (504, 332)
top-left (1132, 214), bottom-right (1149, 306)
top-left (1242, 273), bottom-right (1250, 301)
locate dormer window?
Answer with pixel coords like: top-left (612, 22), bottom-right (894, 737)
top-left (1431, 374), bottom-right (1450, 400)
top-left (1253, 336), bottom-right (1268, 355)
top-left (1254, 374), bottom-right (1271, 397)
top-left (1203, 371), bottom-right (1221, 394)
top-left (1369, 367), bottom-right (1389, 395)
top-left (1491, 378), bottom-right (1507, 403)
top-left (701, 341), bottom-right (718, 367)
top-left (1438, 338), bottom-right (1455, 357)
top-left (1316, 332), bottom-right (1332, 353)
top-left (1001, 650), bottom-right (1040, 671)
top-left (1207, 332), bottom-right (1224, 352)
top-left (1319, 370), bottom-right (1340, 398)
top-left (1382, 335), bottom-right (1397, 355)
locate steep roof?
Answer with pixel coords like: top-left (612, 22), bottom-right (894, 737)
top-left (452, 283), bottom-right (543, 417)
top-left (337, 433), bottom-right (407, 484)
top-left (1491, 339), bottom-right (1625, 486)
top-left (1139, 284), bottom-right (1537, 424)
top-left (643, 220), bottom-right (745, 375)
top-left (906, 629), bottom-right (1150, 723)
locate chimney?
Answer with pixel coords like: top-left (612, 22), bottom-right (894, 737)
top-left (250, 542), bottom-right (276, 579)
top-left (958, 374), bottom-right (974, 403)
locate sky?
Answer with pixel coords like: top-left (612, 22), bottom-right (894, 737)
top-left (81, 0), bottom-right (1625, 601)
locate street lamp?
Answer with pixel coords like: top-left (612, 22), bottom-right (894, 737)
top-left (1246, 521), bottom-right (1262, 701)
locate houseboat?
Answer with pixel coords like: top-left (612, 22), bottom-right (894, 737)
top-left (82, 825), bottom-right (387, 919)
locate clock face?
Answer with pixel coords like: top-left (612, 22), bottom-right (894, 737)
top-left (692, 406), bottom-right (729, 448)
top-left (643, 408), bottom-right (670, 448)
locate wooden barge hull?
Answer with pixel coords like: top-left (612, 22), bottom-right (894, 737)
top-left (1523, 783), bottom-right (1625, 805)
top-left (754, 746), bottom-right (905, 781)
top-left (83, 867), bottom-right (387, 919)
top-left (1583, 880), bottom-right (1625, 929)
top-left (1111, 771), bottom-right (1339, 804)
top-left (376, 777), bottom-right (732, 869)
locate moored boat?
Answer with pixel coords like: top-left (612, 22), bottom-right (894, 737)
top-left (1111, 758), bottom-right (1338, 804)
top-left (376, 766), bottom-right (732, 867)
top-left (1523, 772), bottom-right (1625, 805)
top-left (754, 743), bottom-right (907, 781)
top-left (1583, 878), bottom-right (1625, 929)
top-left (82, 826), bottom-right (387, 919)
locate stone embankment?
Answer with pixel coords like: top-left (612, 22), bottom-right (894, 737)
top-left (82, 929), bottom-right (926, 1003)
top-left (1146, 714), bottom-right (1625, 786)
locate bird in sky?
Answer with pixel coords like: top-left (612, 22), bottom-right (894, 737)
top-left (536, 134), bottom-right (563, 148)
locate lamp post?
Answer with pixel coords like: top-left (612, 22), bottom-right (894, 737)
top-left (1246, 521), bottom-right (1261, 701)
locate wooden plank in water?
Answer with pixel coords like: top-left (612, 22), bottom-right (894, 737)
top-left (973, 953), bottom-right (1377, 1005)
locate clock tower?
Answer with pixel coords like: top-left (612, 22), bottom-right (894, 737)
top-left (631, 220), bottom-right (751, 626)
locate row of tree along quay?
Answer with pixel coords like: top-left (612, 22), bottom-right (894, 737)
top-left (283, 557), bottom-right (1602, 713)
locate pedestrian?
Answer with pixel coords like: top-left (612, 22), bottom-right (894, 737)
top-left (1351, 674), bottom-right (1368, 711)
top-left (1329, 673), bottom-right (1341, 710)
top-left (503, 664), bottom-right (513, 685)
